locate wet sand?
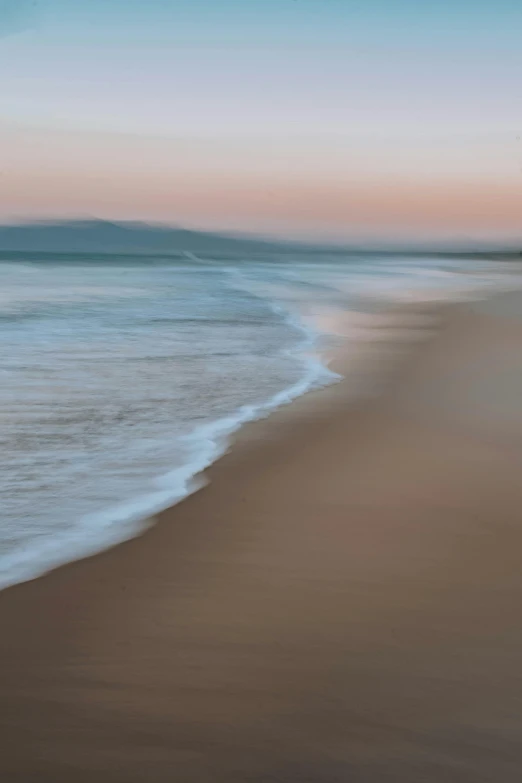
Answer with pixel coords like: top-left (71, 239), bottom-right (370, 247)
top-left (2, 294), bottom-right (522, 781)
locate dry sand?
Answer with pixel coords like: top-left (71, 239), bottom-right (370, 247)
top-left (2, 294), bottom-right (522, 781)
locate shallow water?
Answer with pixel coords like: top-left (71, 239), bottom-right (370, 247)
top-left (0, 251), bottom-right (514, 588)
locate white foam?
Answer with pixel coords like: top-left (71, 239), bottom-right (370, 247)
top-left (0, 291), bottom-right (339, 591)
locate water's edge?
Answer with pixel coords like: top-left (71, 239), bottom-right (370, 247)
top-left (0, 304), bottom-right (340, 591)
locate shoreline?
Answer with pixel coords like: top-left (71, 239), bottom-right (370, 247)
top-left (0, 290), bottom-right (438, 593)
top-left (0, 292), bottom-right (340, 593)
top-left (3, 291), bottom-right (522, 780)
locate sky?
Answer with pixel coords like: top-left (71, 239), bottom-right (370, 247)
top-left (0, 0), bottom-right (521, 244)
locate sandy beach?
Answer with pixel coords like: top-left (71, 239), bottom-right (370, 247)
top-left (2, 291), bottom-right (522, 782)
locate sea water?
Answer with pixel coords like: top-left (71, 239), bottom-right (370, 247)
top-left (0, 251), bottom-right (515, 588)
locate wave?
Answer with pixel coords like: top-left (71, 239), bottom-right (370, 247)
top-left (0, 296), bottom-right (340, 591)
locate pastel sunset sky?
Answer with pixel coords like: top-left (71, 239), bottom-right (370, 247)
top-left (1, 0), bottom-right (521, 243)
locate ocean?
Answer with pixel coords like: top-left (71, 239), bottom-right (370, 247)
top-left (0, 251), bottom-right (515, 589)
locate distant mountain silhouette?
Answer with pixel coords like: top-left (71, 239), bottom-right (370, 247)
top-left (0, 220), bottom-right (311, 255)
top-left (0, 220), bottom-right (517, 258)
